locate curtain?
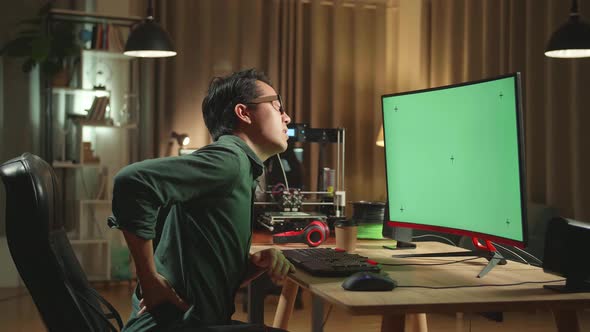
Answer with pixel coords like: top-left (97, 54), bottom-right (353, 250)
top-left (428, 0), bottom-right (590, 222)
top-left (155, 0), bottom-right (281, 156)
top-left (155, 0), bottom-right (400, 205)
top-left (276, 0), bottom-right (400, 203)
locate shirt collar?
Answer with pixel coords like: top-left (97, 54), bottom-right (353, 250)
top-left (218, 135), bottom-right (264, 178)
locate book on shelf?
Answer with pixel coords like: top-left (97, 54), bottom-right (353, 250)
top-left (93, 24), bottom-right (103, 49)
top-left (103, 24), bottom-right (109, 50)
top-left (89, 23), bottom-right (127, 52)
top-left (108, 25), bottom-right (126, 53)
top-left (86, 96), bottom-right (109, 121)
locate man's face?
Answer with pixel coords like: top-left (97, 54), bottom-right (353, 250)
top-left (246, 81), bottom-right (291, 157)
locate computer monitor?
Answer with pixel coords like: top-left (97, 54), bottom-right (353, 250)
top-left (380, 73), bottom-right (527, 277)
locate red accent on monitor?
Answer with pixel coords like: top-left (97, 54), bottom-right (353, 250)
top-left (386, 221), bottom-right (525, 248)
top-left (472, 238), bottom-right (497, 252)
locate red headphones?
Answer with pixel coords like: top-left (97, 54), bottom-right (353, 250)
top-left (272, 220), bottom-right (330, 247)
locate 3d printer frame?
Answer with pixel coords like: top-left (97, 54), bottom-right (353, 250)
top-left (255, 124), bottom-right (346, 245)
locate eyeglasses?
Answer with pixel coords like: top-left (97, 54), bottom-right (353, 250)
top-left (245, 94), bottom-right (285, 114)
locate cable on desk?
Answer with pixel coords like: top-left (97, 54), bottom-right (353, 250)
top-left (396, 279), bottom-right (565, 289)
top-left (378, 257), bottom-right (481, 266)
top-left (406, 235), bottom-right (543, 268)
top-left (412, 234), bottom-right (457, 246)
top-left (494, 242), bottom-right (543, 266)
top-left (321, 304), bottom-right (333, 329)
top-left (492, 242), bottom-right (529, 265)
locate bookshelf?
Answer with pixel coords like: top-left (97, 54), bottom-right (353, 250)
top-left (46, 9), bottom-right (141, 281)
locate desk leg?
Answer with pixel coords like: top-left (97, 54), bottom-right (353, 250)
top-left (247, 277), bottom-right (265, 324)
top-left (272, 279), bottom-right (298, 330)
top-left (553, 310), bottom-right (580, 332)
top-left (381, 314), bottom-right (405, 332)
top-left (406, 313), bottom-right (428, 332)
top-left (381, 313), bottom-right (428, 332)
top-left (311, 294), bottom-right (324, 332)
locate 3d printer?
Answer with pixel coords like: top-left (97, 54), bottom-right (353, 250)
top-left (254, 124), bottom-right (346, 246)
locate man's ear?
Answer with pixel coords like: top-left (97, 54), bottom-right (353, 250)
top-left (234, 103), bottom-right (252, 124)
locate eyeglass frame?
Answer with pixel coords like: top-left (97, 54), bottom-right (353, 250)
top-left (244, 94), bottom-right (285, 114)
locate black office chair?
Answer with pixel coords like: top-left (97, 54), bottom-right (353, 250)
top-left (0, 153), bottom-right (123, 332)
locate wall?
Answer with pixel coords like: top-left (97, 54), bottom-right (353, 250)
top-left (0, 0), bottom-right (46, 288)
top-left (0, 0), bottom-right (135, 287)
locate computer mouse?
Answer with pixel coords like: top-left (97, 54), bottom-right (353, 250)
top-left (341, 271), bottom-right (397, 291)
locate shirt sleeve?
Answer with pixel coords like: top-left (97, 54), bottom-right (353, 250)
top-left (111, 146), bottom-right (241, 239)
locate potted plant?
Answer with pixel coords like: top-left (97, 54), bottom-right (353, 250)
top-left (0, 2), bottom-right (80, 86)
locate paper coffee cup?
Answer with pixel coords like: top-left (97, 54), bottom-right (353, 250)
top-left (335, 224), bottom-right (358, 252)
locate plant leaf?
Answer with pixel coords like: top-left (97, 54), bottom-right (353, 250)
top-left (0, 36), bottom-right (33, 57)
top-left (22, 58), bottom-right (37, 73)
top-left (18, 29), bottom-right (42, 36)
top-left (42, 60), bottom-right (61, 77)
top-left (31, 36), bottom-right (50, 61)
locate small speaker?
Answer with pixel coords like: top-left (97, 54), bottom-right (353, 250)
top-left (542, 217), bottom-right (590, 292)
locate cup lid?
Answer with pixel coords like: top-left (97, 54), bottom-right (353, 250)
top-left (334, 219), bottom-right (358, 227)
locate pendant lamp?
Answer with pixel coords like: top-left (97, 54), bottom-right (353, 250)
top-left (124, 0), bottom-right (177, 58)
top-left (545, 0), bottom-right (590, 58)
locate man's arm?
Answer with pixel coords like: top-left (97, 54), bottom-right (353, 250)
top-left (122, 229), bottom-right (189, 314)
top-left (112, 151), bottom-right (240, 312)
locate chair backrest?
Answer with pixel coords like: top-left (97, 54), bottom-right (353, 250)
top-left (0, 153), bottom-right (122, 332)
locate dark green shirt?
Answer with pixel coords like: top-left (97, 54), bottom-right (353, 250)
top-left (110, 135), bottom-right (264, 331)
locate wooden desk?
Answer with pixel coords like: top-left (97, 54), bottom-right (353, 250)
top-left (259, 241), bottom-right (590, 332)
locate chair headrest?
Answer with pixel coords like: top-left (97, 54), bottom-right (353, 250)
top-left (0, 153), bottom-right (63, 230)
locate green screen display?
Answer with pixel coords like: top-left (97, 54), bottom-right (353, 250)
top-left (382, 74), bottom-right (525, 245)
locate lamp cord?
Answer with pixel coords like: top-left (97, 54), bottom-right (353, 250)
top-left (572, 0), bottom-right (579, 14)
top-left (276, 154), bottom-right (290, 192)
top-left (147, 0), bottom-right (154, 19)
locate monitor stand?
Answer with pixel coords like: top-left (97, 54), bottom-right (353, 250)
top-left (392, 237), bottom-right (507, 278)
top-left (394, 240), bottom-right (417, 249)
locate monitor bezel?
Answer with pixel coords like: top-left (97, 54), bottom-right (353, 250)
top-left (380, 72), bottom-right (528, 248)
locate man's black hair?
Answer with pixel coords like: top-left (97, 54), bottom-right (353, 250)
top-left (202, 68), bottom-right (272, 141)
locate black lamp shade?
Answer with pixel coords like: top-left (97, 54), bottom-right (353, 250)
top-left (124, 18), bottom-right (176, 58)
top-left (545, 14), bottom-right (590, 58)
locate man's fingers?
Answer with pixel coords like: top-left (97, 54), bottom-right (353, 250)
top-left (280, 260), bottom-right (291, 277)
top-left (138, 306), bottom-right (146, 316)
top-left (271, 250), bottom-right (279, 271)
top-left (273, 256), bottom-right (286, 275)
top-left (268, 255), bottom-right (292, 282)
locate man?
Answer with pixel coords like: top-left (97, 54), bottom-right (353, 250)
top-left (109, 69), bottom-right (295, 331)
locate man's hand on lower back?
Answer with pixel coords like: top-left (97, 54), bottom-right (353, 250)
top-left (137, 274), bottom-right (190, 315)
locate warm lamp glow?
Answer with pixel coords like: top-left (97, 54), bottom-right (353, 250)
top-left (124, 50), bottom-right (177, 58)
top-left (171, 131), bottom-right (190, 146)
top-left (376, 125), bottom-right (384, 147)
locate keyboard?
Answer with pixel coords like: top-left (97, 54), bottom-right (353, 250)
top-left (282, 248), bottom-right (381, 277)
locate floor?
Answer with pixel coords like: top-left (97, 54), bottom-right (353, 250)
top-left (1, 282), bottom-right (589, 332)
